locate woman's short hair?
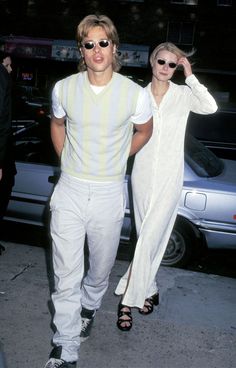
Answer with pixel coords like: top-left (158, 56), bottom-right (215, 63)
top-left (77, 14), bottom-right (121, 72)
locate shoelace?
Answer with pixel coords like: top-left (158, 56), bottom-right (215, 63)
top-left (47, 358), bottom-right (66, 367)
top-left (81, 317), bottom-right (92, 332)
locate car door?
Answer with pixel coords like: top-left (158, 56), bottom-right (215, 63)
top-left (5, 119), bottom-right (60, 226)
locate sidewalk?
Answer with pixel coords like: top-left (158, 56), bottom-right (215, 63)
top-left (0, 241), bottom-right (236, 368)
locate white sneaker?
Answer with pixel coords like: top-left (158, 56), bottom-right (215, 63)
top-left (44, 357), bottom-right (76, 367)
top-left (80, 308), bottom-right (96, 342)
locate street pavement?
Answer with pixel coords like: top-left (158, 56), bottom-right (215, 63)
top-left (0, 240), bottom-right (236, 368)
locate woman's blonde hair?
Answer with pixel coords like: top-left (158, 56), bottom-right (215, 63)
top-left (150, 42), bottom-right (195, 67)
top-left (77, 14), bottom-right (121, 72)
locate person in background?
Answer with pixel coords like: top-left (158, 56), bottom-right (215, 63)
top-left (44, 14), bottom-right (153, 368)
top-left (0, 51), bottom-right (16, 254)
top-left (115, 42), bottom-right (218, 331)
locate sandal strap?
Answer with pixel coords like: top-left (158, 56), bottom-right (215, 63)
top-left (118, 304), bottom-right (132, 319)
top-left (118, 310), bottom-right (132, 318)
top-left (139, 293), bottom-right (159, 315)
top-left (117, 303), bottom-right (133, 331)
top-left (145, 297), bottom-right (154, 306)
top-left (117, 318), bottom-right (132, 329)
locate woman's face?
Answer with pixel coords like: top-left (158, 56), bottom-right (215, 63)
top-left (152, 50), bottom-right (178, 82)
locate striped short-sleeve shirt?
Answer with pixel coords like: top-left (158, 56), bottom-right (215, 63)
top-left (52, 71), bottom-right (151, 182)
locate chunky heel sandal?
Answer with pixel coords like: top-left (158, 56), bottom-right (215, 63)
top-left (139, 292), bottom-right (159, 315)
top-left (116, 303), bottom-right (133, 331)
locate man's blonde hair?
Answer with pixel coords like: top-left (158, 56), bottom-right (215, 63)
top-left (77, 14), bottom-right (121, 72)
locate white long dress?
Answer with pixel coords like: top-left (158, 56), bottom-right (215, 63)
top-left (115, 74), bottom-right (218, 308)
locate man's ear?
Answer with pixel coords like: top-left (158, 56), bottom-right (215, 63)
top-left (113, 45), bottom-right (117, 54)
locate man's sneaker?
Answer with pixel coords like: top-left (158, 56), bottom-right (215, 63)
top-left (80, 307), bottom-right (96, 342)
top-left (44, 358), bottom-right (76, 368)
top-left (44, 346), bottom-right (76, 368)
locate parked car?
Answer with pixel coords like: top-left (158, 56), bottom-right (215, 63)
top-left (163, 133), bottom-right (236, 266)
top-left (4, 123), bottom-right (236, 267)
top-left (187, 106), bottom-right (236, 161)
top-left (12, 84), bottom-right (50, 122)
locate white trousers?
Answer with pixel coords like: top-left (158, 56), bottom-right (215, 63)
top-left (49, 173), bottom-right (126, 361)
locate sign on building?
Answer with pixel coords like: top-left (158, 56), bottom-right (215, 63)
top-left (51, 39), bottom-right (80, 62)
top-left (119, 43), bottom-right (149, 68)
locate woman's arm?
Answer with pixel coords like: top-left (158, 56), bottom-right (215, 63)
top-left (178, 57), bottom-right (218, 114)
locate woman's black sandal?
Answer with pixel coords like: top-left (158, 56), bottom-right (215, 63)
top-left (139, 292), bottom-right (159, 315)
top-left (117, 303), bottom-right (133, 331)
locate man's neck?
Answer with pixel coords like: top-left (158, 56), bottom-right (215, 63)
top-left (87, 69), bottom-right (113, 86)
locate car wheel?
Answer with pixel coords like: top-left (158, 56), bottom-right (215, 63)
top-left (161, 218), bottom-right (197, 268)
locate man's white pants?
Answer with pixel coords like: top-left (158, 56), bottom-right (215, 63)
top-left (50, 173), bottom-right (126, 361)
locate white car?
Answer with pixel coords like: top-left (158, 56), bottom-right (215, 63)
top-left (5, 122), bottom-right (236, 267)
top-left (163, 134), bottom-right (236, 266)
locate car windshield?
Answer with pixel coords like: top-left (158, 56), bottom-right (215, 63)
top-left (185, 134), bottom-right (224, 178)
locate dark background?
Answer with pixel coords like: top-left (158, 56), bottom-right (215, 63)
top-left (1, 0), bottom-right (236, 102)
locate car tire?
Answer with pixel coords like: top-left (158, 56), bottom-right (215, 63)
top-left (161, 217), bottom-right (198, 268)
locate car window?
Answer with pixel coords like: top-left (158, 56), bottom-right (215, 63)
top-left (187, 109), bottom-right (236, 143)
top-left (13, 120), bottom-right (59, 166)
top-left (185, 134), bottom-right (224, 178)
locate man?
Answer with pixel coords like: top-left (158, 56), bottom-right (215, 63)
top-left (0, 51), bottom-right (16, 254)
top-left (44, 14), bottom-right (153, 368)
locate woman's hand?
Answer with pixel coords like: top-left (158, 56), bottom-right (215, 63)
top-left (178, 57), bottom-right (192, 78)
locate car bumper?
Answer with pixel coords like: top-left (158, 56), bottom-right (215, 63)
top-left (195, 220), bottom-right (236, 249)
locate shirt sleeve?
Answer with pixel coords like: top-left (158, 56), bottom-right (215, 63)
top-left (51, 82), bottom-right (66, 118)
top-left (131, 87), bottom-right (153, 125)
top-left (185, 74), bottom-right (218, 114)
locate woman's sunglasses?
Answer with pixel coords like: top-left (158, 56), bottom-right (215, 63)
top-left (82, 39), bottom-right (111, 50)
top-left (157, 59), bottom-right (177, 69)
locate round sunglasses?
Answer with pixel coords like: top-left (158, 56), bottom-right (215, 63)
top-left (157, 58), bottom-right (177, 69)
top-left (82, 39), bottom-right (111, 50)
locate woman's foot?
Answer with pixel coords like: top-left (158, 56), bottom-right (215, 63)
top-left (116, 303), bottom-right (133, 331)
top-left (139, 293), bottom-right (159, 315)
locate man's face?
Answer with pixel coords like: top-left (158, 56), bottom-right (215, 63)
top-left (80, 26), bottom-right (116, 75)
top-left (2, 56), bottom-right (12, 74)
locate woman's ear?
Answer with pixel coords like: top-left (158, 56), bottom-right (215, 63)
top-left (113, 45), bottom-right (117, 54)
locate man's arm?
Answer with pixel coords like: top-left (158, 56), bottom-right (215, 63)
top-left (129, 118), bottom-right (153, 156)
top-left (50, 115), bottom-right (66, 158)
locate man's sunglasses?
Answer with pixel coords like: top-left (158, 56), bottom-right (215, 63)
top-left (157, 58), bottom-right (177, 69)
top-left (82, 39), bottom-right (111, 50)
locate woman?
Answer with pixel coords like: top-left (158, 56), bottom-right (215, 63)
top-left (115, 42), bottom-right (218, 331)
